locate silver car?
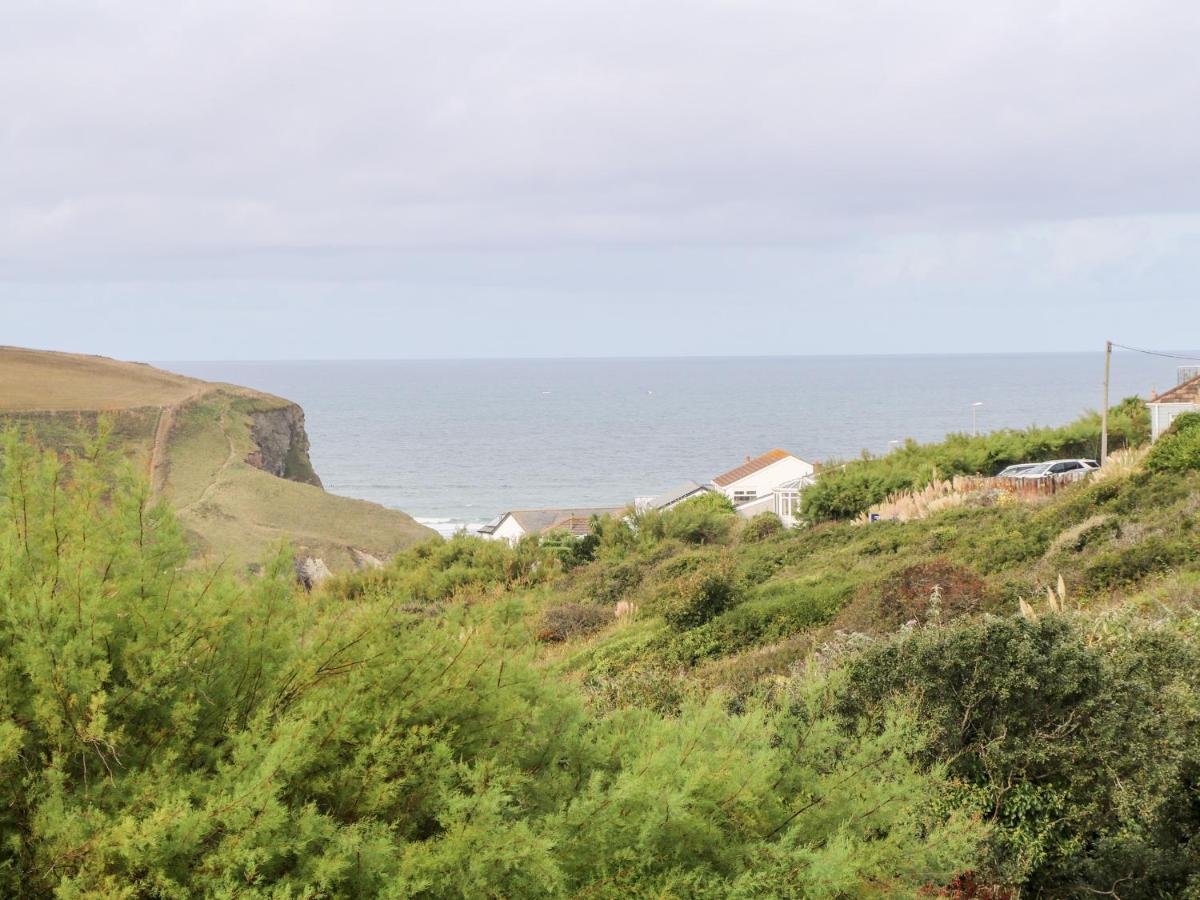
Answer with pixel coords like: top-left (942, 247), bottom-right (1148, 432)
top-left (1011, 459), bottom-right (1099, 480)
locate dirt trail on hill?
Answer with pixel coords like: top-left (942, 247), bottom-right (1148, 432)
top-left (149, 386), bottom-right (212, 495)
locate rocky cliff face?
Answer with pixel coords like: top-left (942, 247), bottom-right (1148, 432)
top-left (245, 404), bottom-right (324, 488)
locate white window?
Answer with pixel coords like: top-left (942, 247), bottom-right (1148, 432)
top-left (733, 490), bottom-right (756, 504)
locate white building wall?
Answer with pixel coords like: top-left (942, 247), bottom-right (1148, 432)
top-left (734, 495), bottom-right (775, 519)
top-left (1150, 403), bottom-right (1197, 441)
top-left (490, 516), bottom-right (528, 546)
top-left (717, 457), bottom-right (815, 503)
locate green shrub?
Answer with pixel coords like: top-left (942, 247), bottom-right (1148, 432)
top-left (582, 558), bottom-right (643, 605)
top-left (838, 617), bottom-right (1200, 895)
top-left (661, 567), bottom-right (741, 631)
top-left (659, 493), bottom-right (737, 545)
top-left (740, 512), bottom-right (783, 543)
top-left (1145, 411), bottom-right (1200, 474)
top-left (1082, 535), bottom-right (1197, 592)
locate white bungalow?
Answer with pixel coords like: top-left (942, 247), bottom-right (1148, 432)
top-left (478, 507), bottom-right (624, 546)
top-left (1148, 368), bottom-right (1200, 442)
top-left (710, 449), bottom-right (816, 526)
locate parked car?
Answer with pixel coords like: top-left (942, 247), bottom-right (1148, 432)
top-left (1011, 459), bottom-right (1099, 480)
top-left (995, 463), bottom-right (1040, 478)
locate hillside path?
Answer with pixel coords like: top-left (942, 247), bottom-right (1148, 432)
top-left (176, 410), bottom-right (237, 516)
top-left (149, 385), bottom-right (213, 496)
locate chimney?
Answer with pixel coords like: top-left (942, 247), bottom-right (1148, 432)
top-left (745, 455), bottom-right (751, 463)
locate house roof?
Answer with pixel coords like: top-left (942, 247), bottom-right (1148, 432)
top-left (476, 515), bottom-right (503, 535)
top-left (647, 481), bottom-right (712, 510)
top-left (504, 507), bottom-right (625, 536)
top-left (1149, 372), bottom-right (1200, 406)
top-left (713, 449), bottom-right (798, 487)
top-left (545, 514), bottom-right (597, 537)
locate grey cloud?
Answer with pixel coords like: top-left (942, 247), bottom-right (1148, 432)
top-left (4, 0), bottom-right (1200, 273)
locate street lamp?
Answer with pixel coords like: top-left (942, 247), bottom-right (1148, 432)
top-left (888, 440), bottom-right (901, 454)
top-left (971, 402), bottom-right (984, 438)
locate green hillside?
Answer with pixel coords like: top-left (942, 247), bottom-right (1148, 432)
top-left (0, 347), bottom-right (434, 570)
top-left (5, 372), bottom-right (1200, 895)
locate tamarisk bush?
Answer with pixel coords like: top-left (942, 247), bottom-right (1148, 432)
top-left (0, 430), bottom-right (981, 897)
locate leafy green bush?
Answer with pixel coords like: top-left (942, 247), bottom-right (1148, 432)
top-left (1145, 411), bottom-right (1200, 474)
top-left (660, 492), bottom-right (737, 545)
top-left (839, 616), bottom-right (1200, 894)
top-left (740, 511), bottom-right (783, 542)
top-left (660, 566), bottom-right (741, 631)
top-left (1082, 534), bottom-right (1197, 592)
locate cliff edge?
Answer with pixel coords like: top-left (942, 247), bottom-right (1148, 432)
top-left (0, 346), bottom-right (435, 571)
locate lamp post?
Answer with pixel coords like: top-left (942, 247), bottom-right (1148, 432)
top-left (971, 402), bottom-right (983, 438)
top-left (888, 440), bottom-right (901, 454)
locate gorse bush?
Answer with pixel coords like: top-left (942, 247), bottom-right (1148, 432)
top-left (0, 431), bottom-right (983, 897)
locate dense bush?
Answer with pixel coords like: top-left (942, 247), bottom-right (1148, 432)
top-left (646, 492), bottom-right (738, 545)
top-left (661, 564), bottom-right (741, 631)
top-left (1145, 410), bottom-right (1200, 474)
top-left (535, 601), bottom-right (610, 642)
top-left (740, 511), bottom-right (783, 542)
top-left (0, 433), bottom-right (982, 896)
top-left (840, 616), bottom-right (1200, 895)
top-left (802, 398), bottom-right (1150, 521)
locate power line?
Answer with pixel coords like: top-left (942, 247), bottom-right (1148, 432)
top-left (1111, 342), bottom-right (1200, 363)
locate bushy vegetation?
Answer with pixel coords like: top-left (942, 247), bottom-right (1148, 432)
top-left (9, 392), bottom-right (1200, 897)
top-left (802, 398), bottom-right (1150, 521)
top-left (841, 617), bottom-right (1200, 895)
top-left (1144, 410), bottom-right (1200, 474)
top-left (0, 432), bottom-right (982, 896)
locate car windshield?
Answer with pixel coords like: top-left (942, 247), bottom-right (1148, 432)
top-left (997, 464), bottom-right (1034, 476)
top-left (1020, 463), bottom-right (1053, 476)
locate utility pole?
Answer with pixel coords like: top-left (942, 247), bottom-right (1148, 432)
top-left (1101, 340), bottom-right (1112, 465)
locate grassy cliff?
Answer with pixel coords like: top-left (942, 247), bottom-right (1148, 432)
top-left (0, 346), bottom-right (434, 570)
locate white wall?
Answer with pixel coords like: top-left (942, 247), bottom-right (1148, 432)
top-left (490, 516), bottom-right (528, 546)
top-left (717, 456), bottom-right (815, 502)
top-left (734, 495), bottom-right (775, 519)
top-left (1151, 403), bottom-right (1197, 441)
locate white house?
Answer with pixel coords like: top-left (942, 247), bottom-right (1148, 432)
top-left (710, 448), bottom-right (816, 511)
top-left (478, 507), bottom-right (624, 545)
top-left (634, 481), bottom-right (714, 514)
top-left (1148, 368), bottom-right (1200, 442)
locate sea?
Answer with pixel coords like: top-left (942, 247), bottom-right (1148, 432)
top-left (162, 354), bottom-right (1187, 538)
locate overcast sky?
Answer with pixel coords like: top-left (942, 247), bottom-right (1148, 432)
top-left (2, 0), bottom-right (1198, 359)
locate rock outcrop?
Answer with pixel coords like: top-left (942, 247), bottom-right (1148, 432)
top-left (295, 556), bottom-right (332, 591)
top-left (246, 404), bottom-right (323, 488)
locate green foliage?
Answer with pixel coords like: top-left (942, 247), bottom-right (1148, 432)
top-left (840, 616), bottom-right (1200, 894)
top-left (1145, 410), bottom-right (1200, 474)
top-left (802, 398), bottom-right (1150, 522)
top-left (661, 563), bottom-right (742, 631)
top-left (740, 511), bottom-right (783, 543)
top-left (0, 432), bottom-right (982, 896)
top-left (539, 527), bottom-right (598, 570)
top-left (648, 492), bottom-right (738, 545)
